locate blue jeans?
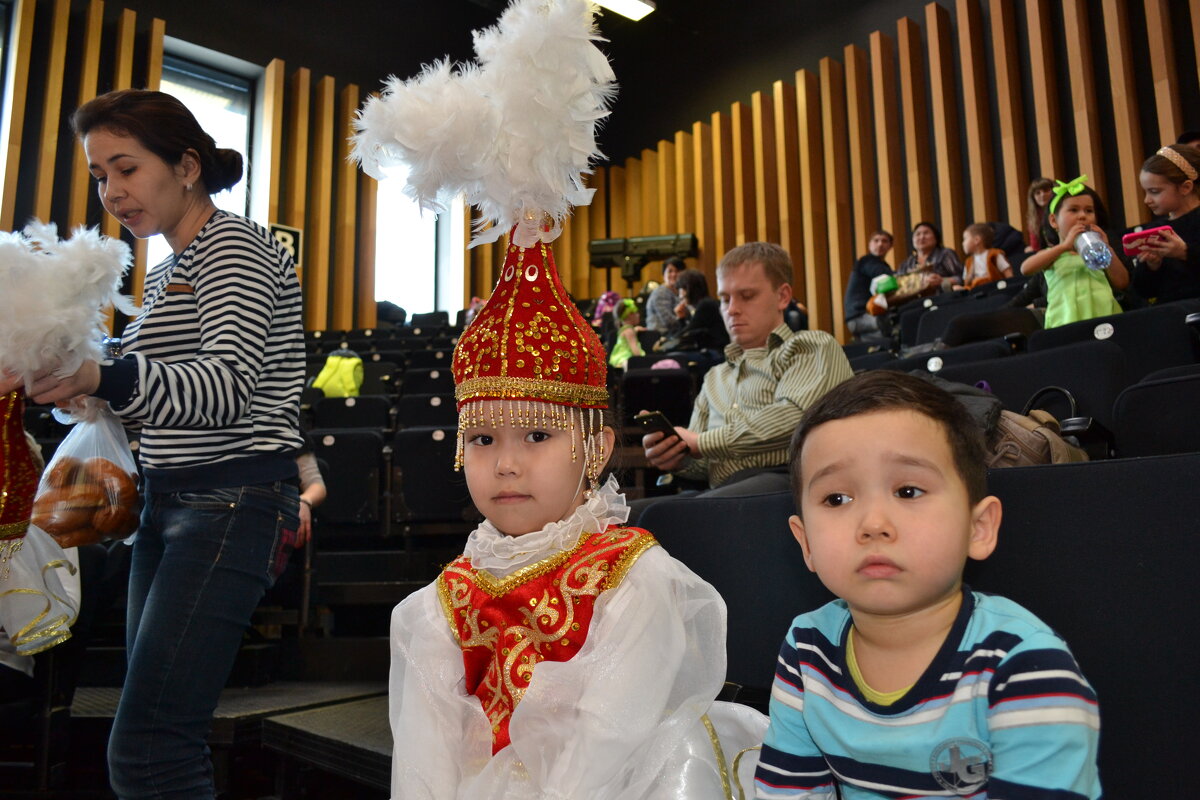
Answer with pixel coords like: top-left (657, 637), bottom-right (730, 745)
top-left (107, 481), bottom-right (299, 799)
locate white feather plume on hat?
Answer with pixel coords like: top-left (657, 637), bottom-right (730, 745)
top-left (350, 0), bottom-right (617, 247)
top-left (0, 222), bottom-right (135, 383)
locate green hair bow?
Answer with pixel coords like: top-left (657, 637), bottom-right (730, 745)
top-left (1050, 174), bottom-right (1088, 214)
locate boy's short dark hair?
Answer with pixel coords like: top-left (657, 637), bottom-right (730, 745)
top-left (964, 222), bottom-right (994, 249)
top-left (870, 229), bottom-right (893, 242)
top-left (662, 256), bottom-right (686, 275)
top-left (788, 372), bottom-right (989, 514)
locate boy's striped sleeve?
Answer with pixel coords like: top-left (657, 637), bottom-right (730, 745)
top-left (754, 631), bottom-right (835, 799)
top-left (986, 636), bottom-right (1102, 799)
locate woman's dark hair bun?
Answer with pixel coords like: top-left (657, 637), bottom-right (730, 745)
top-left (208, 148), bottom-right (244, 194)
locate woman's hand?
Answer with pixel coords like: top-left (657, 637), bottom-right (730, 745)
top-left (1139, 226), bottom-right (1187, 262)
top-left (0, 361), bottom-right (100, 404)
top-left (674, 299), bottom-right (689, 319)
top-left (296, 499), bottom-right (313, 548)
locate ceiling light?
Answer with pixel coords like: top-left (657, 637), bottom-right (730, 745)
top-left (595, 0), bottom-right (656, 22)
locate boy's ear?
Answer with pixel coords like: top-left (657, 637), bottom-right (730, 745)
top-left (967, 495), bottom-right (1002, 561)
top-left (788, 514), bottom-right (817, 573)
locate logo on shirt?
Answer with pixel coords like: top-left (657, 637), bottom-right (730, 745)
top-left (930, 738), bottom-right (992, 795)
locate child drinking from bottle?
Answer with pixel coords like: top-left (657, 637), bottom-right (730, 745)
top-left (1020, 176), bottom-right (1127, 328)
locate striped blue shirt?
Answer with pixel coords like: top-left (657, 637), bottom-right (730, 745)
top-left (97, 211), bottom-right (304, 489)
top-left (755, 589), bottom-right (1101, 799)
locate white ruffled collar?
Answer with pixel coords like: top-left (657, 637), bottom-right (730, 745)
top-left (465, 476), bottom-right (629, 577)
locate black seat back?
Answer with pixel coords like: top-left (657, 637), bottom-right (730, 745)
top-left (639, 492), bottom-right (833, 692)
top-left (974, 454), bottom-right (1200, 798)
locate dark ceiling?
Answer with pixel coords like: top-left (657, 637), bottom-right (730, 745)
top-left (120, 0), bottom-right (932, 163)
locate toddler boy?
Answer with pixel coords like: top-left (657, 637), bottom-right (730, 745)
top-left (754, 371), bottom-right (1100, 799)
top-left (960, 222), bottom-right (1013, 290)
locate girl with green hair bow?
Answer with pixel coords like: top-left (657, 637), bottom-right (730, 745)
top-left (1020, 176), bottom-right (1128, 328)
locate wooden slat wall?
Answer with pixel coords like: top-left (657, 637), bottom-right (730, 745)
top-left (691, 120), bottom-right (716, 278)
top-left (1027, 0), bottom-right (1065, 181)
top-left (989, 0), bottom-right (1029, 231)
top-left (730, 100), bottom-right (756, 247)
top-left (1144, 0), bottom-right (1182, 148)
top-left (844, 45), bottom-right (878, 261)
top-left (773, 79), bottom-right (804, 279)
top-left (796, 68), bottom-right (829, 331)
top-left (870, 31), bottom-right (906, 264)
top-left (1103, 0), bottom-right (1147, 227)
top-left (67, 0), bottom-right (103, 229)
top-left (927, 2), bottom-right (964, 246)
top-left (331, 83), bottom-right (359, 331)
top-left (32, 0), bottom-right (69, 223)
top-left (820, 57), bottom-right (851, 341)
top-left (898, 16), bottom-right (935, 231)
top-left (1063, 1), bottom-right (1106, 201)
top-left (956, 0), bottom-right (996, 224)
top-left (1, 0), bottom-right (37, 233)
top-left (752, 90), bottom-right (779, 245)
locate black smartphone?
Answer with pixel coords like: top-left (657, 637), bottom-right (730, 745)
top-left (634, 411), bottom-right (679, 443)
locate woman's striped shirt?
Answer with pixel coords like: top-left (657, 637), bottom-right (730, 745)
top-left (97, 211), bottom-right (304, 488)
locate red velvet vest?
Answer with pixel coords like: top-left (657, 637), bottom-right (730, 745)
top-left (438, 525), bottom-right (657, 753)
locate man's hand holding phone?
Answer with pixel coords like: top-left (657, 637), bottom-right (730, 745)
top-left (637, 410), bottom-right (697, 472)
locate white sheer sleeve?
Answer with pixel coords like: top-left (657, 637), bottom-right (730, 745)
top-left (462, 545), bottom-right (730, 800)
top-left (388, 583), bottom-right (490, 799)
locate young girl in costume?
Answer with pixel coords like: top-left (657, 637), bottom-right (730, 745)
top-left (607, 298), bottom-right (645, 369)
top-left (386, 232), bottom-right (763, 799)
top-left (1020, 177), bottom-right (1128, 328)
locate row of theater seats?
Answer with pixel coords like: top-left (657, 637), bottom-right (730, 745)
top-left (844, 298), bottom-right (1200, 459)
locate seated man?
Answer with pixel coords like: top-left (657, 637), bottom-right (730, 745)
top-left (844, 230), bottom-right (894, 339)
top-left (636, 242), bottom-right (852, 512)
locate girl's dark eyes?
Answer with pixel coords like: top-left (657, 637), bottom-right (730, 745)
top-left (525, 431), bottom-right (550, 443)
top-left (468, 434), bottom-right (493, 446)
top-left (822, 493), bottom-right (851, 507)
top-left (896, 486), bottom-right (926, 499)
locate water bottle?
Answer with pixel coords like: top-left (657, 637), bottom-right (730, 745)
top-left (1075, 231), bottom-right (1112, 270)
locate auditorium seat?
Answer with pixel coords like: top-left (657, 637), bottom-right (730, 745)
top-left (618, 367), bottom-right (693, 427)
top-left (639, 492), bottom-right (832, 702)
top-left (359, 361), bottom-right (400, 397)
top-left (313, 396), bottom-right (394, 430)
top-left (1112, 364), bottom-right (1200, 457)
top-left (395, 393), bottom-right (457, 428)
top-left (881, 338), bottom-right (1012, 374)
top-left (391, 426), bottom-right (475, 525)
top-left (308, 428), bottom-right (386, 528)
top-left (1028, 298), bottom-right (1200, 383)
top-left (915, 292), bottom-right (1012, 344)
top-left (399, 367), bottom-right (455, 396)
top-left (936, 339), bottom-right (1128, 431)
top-left (972, 454), bottom-right (1200, 799)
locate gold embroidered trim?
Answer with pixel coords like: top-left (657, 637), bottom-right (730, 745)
top-left (455, 375), bottom-right (608, 408)
top-left (0, 558), bottom-right (79, 655)
top-left (1, 519), bottom-right (31, 539)
top-left (703, 713), bottom-right (735, 800)
top-left (601, 531), bottom-right (658, 592)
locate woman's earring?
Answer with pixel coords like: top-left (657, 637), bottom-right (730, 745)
top-left (185, 183), bottom-right (193, 192)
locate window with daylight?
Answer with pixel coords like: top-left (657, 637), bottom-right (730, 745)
top-left (374, 175), bottom-right (467, 319)
top-left (145, 54), bottom-right (252, 268)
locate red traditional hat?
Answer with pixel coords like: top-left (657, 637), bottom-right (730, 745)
top-left (452, 233), bottom-right (607, 413)
top-left (451, 224), bottom-right (610, 475)
top-left (1, 391), bottom-right (38, 569)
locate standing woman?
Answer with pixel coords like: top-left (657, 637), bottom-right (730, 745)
top-left (895, 221), bottom-right (963, 290)
top-left (3, 89), bottom-right (305, 798)
top-left (1132, 145), bottom-right (1200, 303)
